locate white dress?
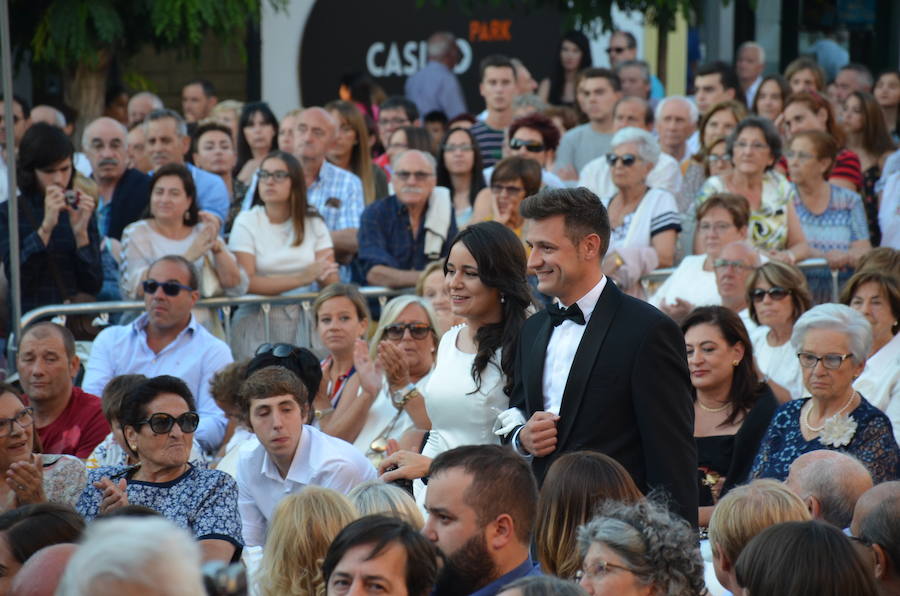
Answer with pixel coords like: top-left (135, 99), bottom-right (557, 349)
top-left (751, 325), bottom-right (805, 400)
top-left (352, 372), bottom-right (432, 463)
top-left (649, 254), bottom-right (721, 309)
top-left (854, 332), bottom-right (900, 444)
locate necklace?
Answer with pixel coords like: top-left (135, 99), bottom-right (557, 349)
top-left (803, 389), bottom-right (856, 433)
top-left (697, 399), bottom-right (730, 413)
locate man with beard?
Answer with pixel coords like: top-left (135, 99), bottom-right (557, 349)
top-left (82, 116), bottom-right (150, 300)
top-left (423, 445), bottom-right (540, 596)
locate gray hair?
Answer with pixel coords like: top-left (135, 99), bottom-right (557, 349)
top-left (347, 480), bottom-right (424, 529)
top-left (427, 32), bottom-right (456, 59)
top-left (370, 295), bottom-right (441, 359)
top-left (143, 108), bottom-right (188, 138)
top-left (617, 59), bottom-right (651, 83)
top-left (839, 63), bottom-right (874, 89)
top-left (737, 41), bottom-right (766, 65)
top-left (790, 303), bottom-right (873, 364)
top-left (655, 96), bottom-right (699, 126)
top-left (858, 482), bottom-right (900, 570)
top-left (610, 126), bottom-right (660, 165)
top-left (130, 91), bottom-right (164, 111)
top-left (720, 240), bottom-right (761, 266)
top-left (501, 576), bottom-right (587, 596)
top-left (788, 450), bottom-right (873, 529)
top-left (513, 93), bottom-right (547, 113)
top-left (32, 104), bottom-right (66, 127)
top-left (81, 116), bottom-right (129, 150)
top-left (391, 148), bottom-right (437, 173)
top-left (55, 517), bottom-right (205, 596)
top-left (576, 499), bottom-right (705, 596)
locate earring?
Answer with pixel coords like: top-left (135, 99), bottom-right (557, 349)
top-left (732, 360), bottom-right (740, 367)
top-left (500, 294), bottom-right (506, 304)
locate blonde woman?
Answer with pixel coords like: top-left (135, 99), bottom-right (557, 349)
top-left (347, 480), bottom-right (424, 529)
top-left (256, 487), bottom-right (358, 596)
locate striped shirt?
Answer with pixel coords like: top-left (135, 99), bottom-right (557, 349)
top-left (470, 120), bottom-right (505, 168)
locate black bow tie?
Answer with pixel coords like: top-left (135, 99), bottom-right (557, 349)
top-left (547, 302), bottom-right (586, 327)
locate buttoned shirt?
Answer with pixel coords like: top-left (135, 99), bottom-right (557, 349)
top-left (81, 313), bottom-right (232, 452)
top-left (236, 425), bottom-right (376, 546)
top-left (187, 163), bottom-right (230, 226)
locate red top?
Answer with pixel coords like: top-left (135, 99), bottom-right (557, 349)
top-left (25, 387), bottom-right (110, 458)
top-left (778, 148), bottom-right (863, 189)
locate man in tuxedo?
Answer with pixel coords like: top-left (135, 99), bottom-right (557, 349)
top-left (508, 186), bottom-right (698, 525)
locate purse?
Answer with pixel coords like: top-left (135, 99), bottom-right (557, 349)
top-left (199, 253), bottom-right (224, 298)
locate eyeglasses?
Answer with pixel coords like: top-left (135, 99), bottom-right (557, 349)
top-left (698, 222), bottom-right (735, 233)
top-left (707, 154), bottom-right (731, 163)
top-left (606, 153), bottom-right (640, 167)
top-left (606, 46), bottom-right (628, 55)
top-left (384, 322), bottom-right (432, 341)
top-left (394, 170), bottom-right (434, 182)
top-left (750, 287), bottom-right (791, 302)
top-left (258, 170), bottom-right (290, 182)
top-left (0, 407), bottom-right (33, 438)
top-left (784, 150), bottom-right (815, 161)
top-left (142, 279), bottom-right (194, 296)
top-left (136, 412), bottom-right (200, 435)
top-left (713, 259), bottom-right (754, 271)
top-left (797, 352), bottom-right (855, 370)
top-left (443, 143), bottom-right (473, 153)
top-left (734, 141), bottom-right (770, 152)
top-left (509, 138), bottom-right (545, 152)
top-left (575, 559), bottom-right (633, 582)
top-left (255, 342), bottom-right (301, 358)
top-left (491, 184), bottom-right (525, 196)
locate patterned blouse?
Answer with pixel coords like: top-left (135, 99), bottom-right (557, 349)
top-left (750, 397), bottom-right (900, 483)
top-left (698, 170), bottom-right (797, 251)
top-left (76, 464), bottom-right (243, 548)
top-left (0, 455), bottom-right (86, 512)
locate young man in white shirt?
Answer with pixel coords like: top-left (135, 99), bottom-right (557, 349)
top-left (236, 365), bottom-right (375, 547)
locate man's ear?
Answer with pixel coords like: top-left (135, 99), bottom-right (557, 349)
top-left (872, 543), bottom-right (889, 580)
top-left (69, 354), bottom-right (81, 380)
top-left (180, 134), bottom-right (191, 155)
top-left (580, 233), bottom-right (602, 261)
top-left (487, 513), bottom-right (515, 550)
top-left (806, 495), bottom-right (821, 519)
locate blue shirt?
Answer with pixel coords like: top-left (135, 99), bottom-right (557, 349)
top-left (356, 194), bottom-right (458, 282)
top-left (405, 60), bottom-right (467, 119)
top-left (187, 163), bottom-right (230, 227)
top-left (469, 557), bottom-right (541, 596)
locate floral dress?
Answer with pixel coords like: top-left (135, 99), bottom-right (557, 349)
top-left (750, 397), bottom-right (900, 483)
top-left (1, 455), bottom-right (85, 512)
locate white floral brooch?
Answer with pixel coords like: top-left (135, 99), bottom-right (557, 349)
top-left (818, 415), bottom-right (858, 448)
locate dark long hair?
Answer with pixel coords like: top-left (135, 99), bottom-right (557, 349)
top-left (847, 91), bottom-right (896, 157)
top-left (548, 31), bottom-right (592, 105)
top-left (435, 127), bottom-right (486, 207)
top-left (681, 306), bottom-right (761, 426)
top-left (235, 101), bottom-right (278, 174)
top-left (254, 150), bottom-right (317, 246)
top-left (16, 122), bottom-right (74, 196)
top-left (445, 222), bottom-right (531, 395)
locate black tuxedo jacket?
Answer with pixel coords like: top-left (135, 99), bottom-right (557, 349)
top-left (105, 168), bottom-right (150, 241)
top-left (509, 280), bottom-right (698, 525)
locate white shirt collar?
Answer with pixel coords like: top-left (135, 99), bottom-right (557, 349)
top-left (261, 424), bottom-right (314, 484)
top-left (559, 275), bottom-right (607, 323)
top-left (132, 312), bottom-right (198, 338)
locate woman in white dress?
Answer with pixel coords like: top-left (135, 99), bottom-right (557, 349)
top-left (377, 221), bottom-right (531, 484)
top-left (747, 261), bottom-right (813, 402)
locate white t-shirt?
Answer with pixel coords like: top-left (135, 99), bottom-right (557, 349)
top-left (751, 325), bottom-right (805, 400)
top-left (649, 254), bottom-right (720, 309)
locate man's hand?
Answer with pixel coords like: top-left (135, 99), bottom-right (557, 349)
top-left (519, 411), bottom-right (560, 457)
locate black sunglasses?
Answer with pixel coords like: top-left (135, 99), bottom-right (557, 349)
top-left (605, 153), bottom-right (639, 167)
top-left (137, 412), bottom-right (200, 435)
top-left (509, 138), bottom-right (545, 152)
top-left (384, 323), bottom-right (432, 341)
top-left (750, 287), bottom-right (791, 302)
top-left (142, 279), bottom-right (194, 296)
top-left (255, 342), bottom-right (301, 358)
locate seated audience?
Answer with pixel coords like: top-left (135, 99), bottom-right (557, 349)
top-left (535, 452), bottom-right (642, 580)
top-left (751, 304), bottom-right (900, 483)
top-left (486, 113), bottom-right (564, 189)
top-left (55, 517), bottom-right (207, 596)
top-left (747, 261), bottom-right (812, 401)
top-left (851, 481), bottom-right (900, 596)
top-left (707, 479), bottom-right (810, 596)
top-left (843, 269), bottom-right (900, 442)
top-left (236, 366), bottom-right (375, 547)
top-left (751, 74), bottom-right (790, 122)
top-left (785, 449), bottom-right (873, 528)
top-left (322, 515), bottom-right (439, 596)
top-left (326, 100), bottom-right (389, 204)
top-left (191, 121), bottom-right (241, 232)
top-left (82, 256), bottom-right (232, 453)
top-left (256, 487), bottom-right (358, 596)
top-left (347, 480), bottom-right (424, 529)
top-left (683, 307), bottom-right (779, 526)
top-left (472, 156), bottom-right (543, 235)
top-left (784, 56), bottom-right (827, 95)
top-left (576, 498), bottom-right (705, 596)
top-left (436, 126), bottom-right (486, 227)
top-left (735, 520), bottom-right (879, 596)
top-left (357, 149), bottom-right (458, 288)
top-left (715, 240), bottom-right (762, 332)
top-left (234, 102), bottom-right (278, 191)
top-left (77, 375), bottom-right (242, 562)
top-left (17, 323), bottom-right (108, 458)
top-left (417, 262), bottom-right (458, 334)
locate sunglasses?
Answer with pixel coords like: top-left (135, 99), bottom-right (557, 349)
top-left (750, 287), bottom-right (791, 302)
top-left (606, 153), bottom-right (639, 167)
top-left (796, 352), bottom-right (854, 370)
top-left (142, 279), bottom-right (194, 296)
top-left (606, 46), bottom-right (628, 55)
top-left (384, 322), bottom-right (432, 341)
top-left (137, 412), bottom-right (200, 435)
top-left (394, 170), bottom-right (434, 182)
top-left (255, 342), bottom-right (300, 358)
top-left (509, 138), bottom-right (545, 152)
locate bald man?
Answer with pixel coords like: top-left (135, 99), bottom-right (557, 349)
top-left (852, 481), bottom-right (900, 596)
top-left (785, 449), bottom-right (874, 529)
top-left (9, 543), bottom-right (77, 596)
top-left (127, 91), bottom-right (163, 127)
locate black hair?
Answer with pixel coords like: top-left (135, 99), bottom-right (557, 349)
top-left (118, 375), bottom-right (197, 429)
top-left (246, 345), bottom-right (322, 413)
top-left (0, 503), bottom-right (84, 564)
top-left (380, 96), bottom-right (419, 123)
top-left (191, 121), bottom-right (234, 156)
top-left (1, 93), bottom-right (31, 119)
top-left (696, 61), bottom-right (744, 106)
top-left (520, 187), bottom-right (612, 258)
top-left (479, 54), bottom-right (517, 82)
top-left (16, 122), bottom-right (74, 196)
top-left (184, 79), bottom-right (217, 98)
top-left (435, 127), bottom-right (486, 208)
top-left (726, 116), bottom-right (782, 170)
top-left (548, 31), bottom-right (593, 105)
top-left (235, 101), bottom-right (278, 175)
top-left (423, 110), bottom-right (449, 125)
top-left (146, 163), bottom-right (200, 226)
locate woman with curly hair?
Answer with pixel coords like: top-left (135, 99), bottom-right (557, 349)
top-left (576, 498), bottom-right (706, 596)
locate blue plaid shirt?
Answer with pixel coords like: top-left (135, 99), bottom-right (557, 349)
top-left (306, 161), bottom-right (364, 281)
top-left (356, 194), bottom-right (458, 282)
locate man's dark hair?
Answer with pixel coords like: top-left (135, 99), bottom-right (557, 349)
top-left (479, 54), bottom-right (517, 82)
top-left (16, 122), bottom-right (74, 195)
top-left (119, 375), bottom-right (197, 428)
top-left (191, 121), bottom-right (234, 155)
top-left (1, 93), bottom-right (31, 119)
top-left (239, 365), bottom-right (309, 417)
top-left (0, 504), bottom-right (84, 565)
top-left (614, 96), bottom-right (654, 126)
top-left (612, 30), bottom-right (638, 49)
top-left (429, 445), bottom-right (538, 543)
top-left (184, 79), bottom-right (217, 99)
top-left (520, 187), bottom-right (612, 258)
top-left (424, 110), bottom-right (448, 125)
top-left (380, 96), bottom-right (419, 123)
top-left (147, 255), bottom-right (199, 290)
top-left (696, 61), bottom-right (743, 100)
top-left (20, 321), bottom-right (76, 360)
top-left (322, 515), bottom-right (439, 596)
top-left (575, 67), bottom-right (622, 92)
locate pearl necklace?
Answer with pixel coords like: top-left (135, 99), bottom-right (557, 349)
top-left (803, 389), bottom-right (856, 433)
top-left (697, 399), bottom-right (730, 413)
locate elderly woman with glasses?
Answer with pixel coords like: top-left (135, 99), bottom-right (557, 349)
top-left (751, 304), bottom-right (900, 483)
top-left (0, 384), bottom-right (84, 513)
top-left (77, 375), bottom-right (243, 562)
top-left (601, 126), bottom-right (681, 296)
top-left (576, 499), bottom-right (706, 596)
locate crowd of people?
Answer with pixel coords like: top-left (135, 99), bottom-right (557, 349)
top-left (0, 27), bottom-right (898, 596)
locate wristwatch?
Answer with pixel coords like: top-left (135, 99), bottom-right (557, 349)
top-left (391, 383), bottom-right (419, 409)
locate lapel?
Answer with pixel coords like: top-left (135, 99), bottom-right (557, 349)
top-left (555, 280), bottom-right (623, 448)
top-left (526, 312), bottom-right (553, 415)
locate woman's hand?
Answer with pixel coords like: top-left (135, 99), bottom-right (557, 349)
top-left (378, 450), bottom-right (433, 482)
top-left (315, 258), bottom-right (339, 285)
top-left (354, 339), bottom-right (383, 397)
top-left (67, 191), bottom-right (96, 246)
top-left (768, 249), bottom-right (796, 265)
top-left (93, 477), bottom-right (129, 514)
top-left (6, 454), bottom-right (45, 506)
top-left (824, 250), bottom-right (849, 270)
top-left (198, 211), bottom-right (222, 238)
top-left (184, 222), bottom-right (217, 262)
top-left (39, 185), bottom-right (67, 241)
top-left (378, 341), bottom-right (411, 392)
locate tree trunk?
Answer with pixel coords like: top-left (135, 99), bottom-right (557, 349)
top-left (657, 28), bottom-right (668, 88)
top-left (64, 49), bottom-right (111, 150)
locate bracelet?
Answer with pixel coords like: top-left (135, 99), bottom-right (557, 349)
top-left (391, 383), bottom-right (418, 409)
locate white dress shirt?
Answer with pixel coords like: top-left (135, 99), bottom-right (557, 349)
top-left (81, 313), bottom-right (232, 453)
top-left (542, 276), bottom-right (608, 413)
top-left (236, 424), bottom-right (376, 546)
